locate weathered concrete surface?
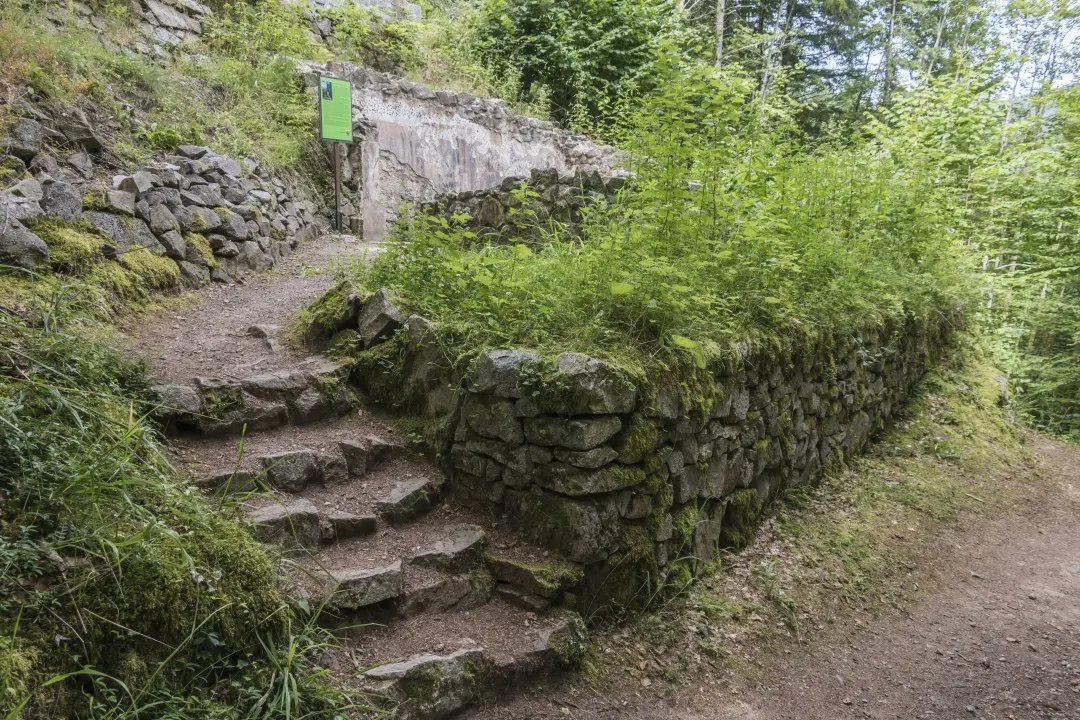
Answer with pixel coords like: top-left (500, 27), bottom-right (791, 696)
top-left (329, 65), bottom-right (622, 242)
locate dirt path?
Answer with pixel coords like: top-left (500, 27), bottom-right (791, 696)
top-left (120, 233), bottom-right (373, 382)
top-left (468, 438), bottom-right (1080, 720)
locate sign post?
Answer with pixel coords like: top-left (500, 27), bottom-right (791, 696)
top-left (318, 76), bottom-right (354, 232)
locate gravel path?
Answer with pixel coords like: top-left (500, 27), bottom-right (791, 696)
top-left (120, 233), bottom-right (374, 382)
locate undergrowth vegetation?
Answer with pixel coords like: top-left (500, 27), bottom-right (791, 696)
top-left (337, 62), bottom-right (979, 385)
top-left (0, 275), bottom-right (355, 718)
top-left (2, 3), bottom-right (321, 174)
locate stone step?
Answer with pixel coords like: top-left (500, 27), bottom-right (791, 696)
top-left (245, 498), bottom-right (376, 548)
top-left (154, 356), bottom-right (351, 436)
top-left (173, 415), bottom-right (433, 514)
top-left (292, 514), bottom-right (492, 615)
top-left (342, 600), bottom-right (588, 720)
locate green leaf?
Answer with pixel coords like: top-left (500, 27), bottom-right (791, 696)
top-left (610, 281), bottom-right (635, 295)
top-left (671, 334), bottom-right (699, 349)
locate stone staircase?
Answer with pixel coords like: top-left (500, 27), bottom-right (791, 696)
top-left (157, 321), bottom-right (588, 719)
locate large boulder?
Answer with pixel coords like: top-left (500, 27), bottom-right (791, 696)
top-left (80, 211), bottom-right (132, 255)
top-left (461, 394), bottom-right (523, 445)
top-left (534, 462), bottom-right (646, 497)
top-left (4, 119), bottom-right (44, 160)
top-left (216, 208), bottom-right (249, 240)
top-left (360, 648), bottom-right (494, 720)
top-left (157, 230), bottom-right (186, 260)
top-left (56, 107), bottom-right (102, 152)
top-left (119, 171), bottom-right (158, 196)
top-left (357, 288), bottom-right (405, 347)
top-left (539, 353), bottom-right (637, 415)
top-left (0, 222), bottom-right (49, 268)
top-left (0, 196), bottom-right (44, 224)
top-left (470, 350), bottom-right (540, 398)
top-left (523, 416), bottom-right (622, 451)
top-left (177, 260), bottom-right (211, 287)
top-left (148, 204), bottom-right (179, 235)
top-left (40, 180), bottom-right (82, 221)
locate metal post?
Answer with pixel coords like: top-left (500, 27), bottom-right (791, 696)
top-left (333, 142), bottom-right (343, 232)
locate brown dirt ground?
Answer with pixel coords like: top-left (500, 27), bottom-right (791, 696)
top-left (119, 232), bottom-right (376, 382)
top-left (463, 437), bottom-right (1080, 720)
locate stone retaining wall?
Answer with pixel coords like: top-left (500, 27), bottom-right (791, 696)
top-left (1, 112), bottom-right (321, 286)
top-left (333, 297), bottom-right (959, 611)
top-left (420, 168), bottom-right (623, 242)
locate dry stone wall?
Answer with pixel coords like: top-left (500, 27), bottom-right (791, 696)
top-left (421, 168), bottom-right (623, 242)
top-left (1, 111), bottom-right (322, 286)
top-left (335, 298), bottom-right (958, 610)
top-left (30, 0), bottom-right (210, 56)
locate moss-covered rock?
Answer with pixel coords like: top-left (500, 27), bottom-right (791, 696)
top-left (615, 413), bottom-right (659, 465)
top-left (30, 218), bottom-right (109, 273)
top-left (720, 488), bottom-right (763, 550)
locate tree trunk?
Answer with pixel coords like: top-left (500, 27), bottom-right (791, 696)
top-left (882, 0), bottom-right (898, 106)
top-left (715, 0), bottom-right (726, 67)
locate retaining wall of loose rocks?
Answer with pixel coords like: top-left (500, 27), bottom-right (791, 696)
top-left (421, 168), bottom-right (623, 242)
top-left (1, 112), bottom-right (322, 287)
top-left (327, 294), bottom-right (959, 610)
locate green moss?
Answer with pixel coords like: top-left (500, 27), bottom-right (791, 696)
top-left (30, 218), bottom-right (109, 273)
top-left (617, 413), bottom-right (659, 465)
top-left (720, 489), bottom-right (763, 550)
top-left (214, 207), bottom-right (234, 222)
top-left (0, 637), bottom-right (38, 716)
top-left (646, 481), bottom-right (674, 535)
top-left (202, 387), bottom-right (243, 420)
top-left (118, 249), bottom-right (182, 291)
top-left (297, 279), bottom-right (365, 348)
top-left (664, 558), bottom-right (693, 592)
top-left (190, 212), bottom-right (209, 232)
top-left (487, 557), bottom-right (584, 594)
top-left (351, 331), bottom-right (410, 408)
top-left (672, 503), bottom-right (700, 549)
top-left (0, 156), bottom-right (27, 183)
top-left (184, 232), bottom-right (217, 267)
top-left (603, 525), bottom-right (661, 611)
top-left (325, 328), bottom-right (362, 360)
top-left (400, 663), bottom-right (445, 703)
top-left (81, 188), bottom-right (110, 211)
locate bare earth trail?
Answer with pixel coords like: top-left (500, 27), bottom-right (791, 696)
top-left (467, 438), bottom-right (1080, 720)
top-left (120, 232), bottom-right (373, 382)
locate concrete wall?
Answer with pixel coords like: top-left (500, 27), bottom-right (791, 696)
top-left (331, 66), bottom-right (623, 242)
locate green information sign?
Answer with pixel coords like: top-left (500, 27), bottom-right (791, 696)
top-left (319, 76), bottom-right (353, 143)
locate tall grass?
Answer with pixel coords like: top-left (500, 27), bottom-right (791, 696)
top-left (0, 277), bottom-right (353, 718)
top-left (348, 63), bottom-right (978, 375)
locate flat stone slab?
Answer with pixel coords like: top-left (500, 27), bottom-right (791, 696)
top-left (409, 524), bottom-right (487, 573)
top-left (486, 556), bottom-right (582, 599)
top-left (399, 570), bottom-right (494, 616)
top-left (323, 509), bottom-right (377, 541)
top-left (247, 498), bottom-right (321, 548)
top-left (327, 560), bottom-right (403, 611)
top-left (376, 476), bottom-right (444, 523)
top-left (361, 647), bottom-right (494, 720)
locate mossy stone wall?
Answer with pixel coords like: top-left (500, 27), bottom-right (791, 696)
top-left (438, 316), bottom-right (958, 611)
